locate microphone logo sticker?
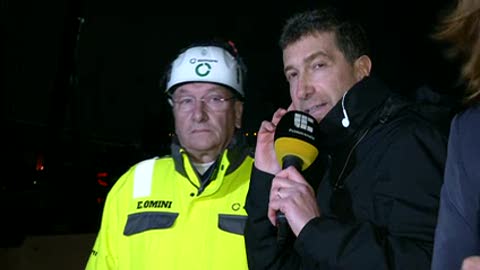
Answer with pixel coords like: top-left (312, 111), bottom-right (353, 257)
top-left (294, 113), bottom-right (314, 133)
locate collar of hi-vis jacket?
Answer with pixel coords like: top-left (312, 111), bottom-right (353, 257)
top-left (316, 76), bottom-right (392, 151)
top-left (170, 130), bottom-right (252, 179)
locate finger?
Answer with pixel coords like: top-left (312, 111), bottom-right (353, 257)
top-left (270, 176), bottom-right (298, 207)
top-left (287, 103), bottom-right (295, 111)
top-left (267, 206), bottom-right (278, 226)
top-left (275, 168), bottom-right (316, 200)
top-left (268, 187), bottom-right (282, 226)
top-left (270, 176), bottom-right (288, 196)
top-left (272, 108), bottom-right (287, 126)
top-left (258, 120), bottom-right (276, 133)
top-left (276, 166), bottom-right (309, 185)
top-left (269, 183), bottom-right (284, 203)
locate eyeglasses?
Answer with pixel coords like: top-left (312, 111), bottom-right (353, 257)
top-left (171, 95), bottom-right (236, 112)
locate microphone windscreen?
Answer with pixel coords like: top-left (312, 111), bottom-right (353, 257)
top-left (274, 111), bottom-right (319, 171)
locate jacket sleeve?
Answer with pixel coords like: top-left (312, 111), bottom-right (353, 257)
top-left (85, 192), bottom-right (118, 270)
top-left (85, 170), bottom-right (133, 270)
top-left (246, 120), bottom-right (447, 269)
top-left (244, 166), bottom-right (303, 269)
top-left (432, 109), bottom-right (480, 270)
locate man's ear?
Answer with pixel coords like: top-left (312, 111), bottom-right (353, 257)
top-left (354, 55), bottom-right (372, 80)
top-left (234, 101), bottom-right (244, 129)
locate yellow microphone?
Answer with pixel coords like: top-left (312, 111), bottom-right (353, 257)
top-left (273, 110), bottom-right (319, 244)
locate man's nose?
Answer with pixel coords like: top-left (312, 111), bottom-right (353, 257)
top-left (191, 99), bottom-right (208, 121)
top-left (294, 73), bottom-right (314, 100)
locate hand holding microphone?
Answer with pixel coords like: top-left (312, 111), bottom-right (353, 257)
top-left (273, 110), bottom-right (319, 245)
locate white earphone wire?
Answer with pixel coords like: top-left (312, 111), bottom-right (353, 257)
top-left (341, 91), bottom-right (350, 128)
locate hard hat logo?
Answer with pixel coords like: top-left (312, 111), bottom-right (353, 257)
top-left (195, 63), bottom-right (211, 77)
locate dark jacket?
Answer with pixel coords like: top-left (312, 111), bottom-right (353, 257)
top-left (244, 76), bottom-right (449, 269)
top-left (432, 105), bottom-right (480, 270)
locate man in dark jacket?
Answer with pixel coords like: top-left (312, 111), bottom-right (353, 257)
top-left (244, 7), bottom-right (448, 270)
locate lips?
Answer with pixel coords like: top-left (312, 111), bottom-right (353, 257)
top-left (302, 103), bottom-right (329, 122)
top-left (304, 103), bottom-right (327, 114)
top-left (191, 128), bottom-right (211, 134)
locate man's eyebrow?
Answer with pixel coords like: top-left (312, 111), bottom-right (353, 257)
top-left (305, 51), bottom-right (330, 63)
top-left (284, 50), bottom-right (330, 74)
top-left (174, 86), bottom-right (227, 96)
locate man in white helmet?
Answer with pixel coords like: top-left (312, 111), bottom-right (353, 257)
top-left (86, 40), bottom-right (253, 270)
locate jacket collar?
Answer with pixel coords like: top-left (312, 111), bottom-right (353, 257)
top-left (317, 76), bottom-right (391, 150)
top-left (170, 130), bottom-right (252, 178)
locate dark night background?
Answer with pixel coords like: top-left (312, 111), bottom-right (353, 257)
top-left (1, 0), bottom-right (462, 247)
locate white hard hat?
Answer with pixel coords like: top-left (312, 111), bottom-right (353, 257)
top-left (165, 45), bottom-right (244, 97)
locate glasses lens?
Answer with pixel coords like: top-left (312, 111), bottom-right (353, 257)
top-left (174, 95), bottom-right (234, 112)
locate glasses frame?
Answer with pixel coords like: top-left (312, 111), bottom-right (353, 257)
top-left (170, 94), bottom-right (237, 112)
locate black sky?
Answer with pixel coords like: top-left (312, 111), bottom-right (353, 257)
top-left (2, 0), bottom-right (461, 172)
top-left (1, 0), bottom-right (465, 238)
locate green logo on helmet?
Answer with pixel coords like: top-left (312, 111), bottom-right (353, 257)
top-left (195, 63), bottom-right (211, 77)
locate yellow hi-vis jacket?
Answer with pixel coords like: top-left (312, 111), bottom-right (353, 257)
top-left (86, 138), bottom-right (254, 270)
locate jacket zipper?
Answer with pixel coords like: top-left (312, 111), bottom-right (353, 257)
top-left (333, 127), bottom-right (371, 190)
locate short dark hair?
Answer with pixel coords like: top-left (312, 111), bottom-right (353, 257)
top-left (279, 7), bottom-right (370, 64)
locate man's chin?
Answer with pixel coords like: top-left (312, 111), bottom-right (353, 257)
top-left (188, 141), bottom-right (218, 151)
top-left (306, 110), bottom-right (325, 123)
